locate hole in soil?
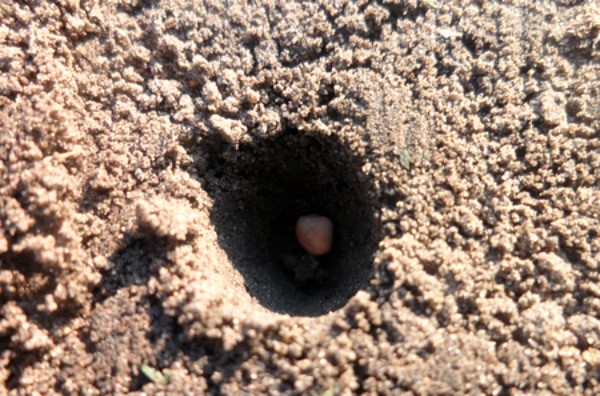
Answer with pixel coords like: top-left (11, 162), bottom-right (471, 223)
top-left (202, 130), bottom-right (382, 317)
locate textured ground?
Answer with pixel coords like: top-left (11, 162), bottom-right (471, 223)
top-left (1, 0), bottom-right (599, 394)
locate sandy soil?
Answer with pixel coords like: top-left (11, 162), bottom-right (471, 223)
top-left (1, 0), bottom-right (599, 394)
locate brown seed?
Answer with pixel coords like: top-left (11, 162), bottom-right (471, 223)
top-left (295, 215), bottom-right (333, 256)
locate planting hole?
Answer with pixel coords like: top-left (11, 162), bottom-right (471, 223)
top-left (202, 130), bottom-right (382, 317)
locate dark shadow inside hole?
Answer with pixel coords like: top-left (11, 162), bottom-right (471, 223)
top-left (201, 130), bottom-right (382, 317)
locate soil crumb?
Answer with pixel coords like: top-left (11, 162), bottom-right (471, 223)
top-left (1, 0), bottom-right (599, 395)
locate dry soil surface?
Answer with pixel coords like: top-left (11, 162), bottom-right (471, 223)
top-left (1, 0), bottom-right (599, 395)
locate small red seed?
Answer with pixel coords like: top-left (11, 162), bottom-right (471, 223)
top-left (295, 215), bottom-right (333, 256)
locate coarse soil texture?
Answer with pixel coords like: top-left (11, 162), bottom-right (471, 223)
top-left (1, 0), bottom-right (599, 394)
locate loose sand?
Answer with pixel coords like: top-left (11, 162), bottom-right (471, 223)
top-left (1, 0), bottom-right (599, 394)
